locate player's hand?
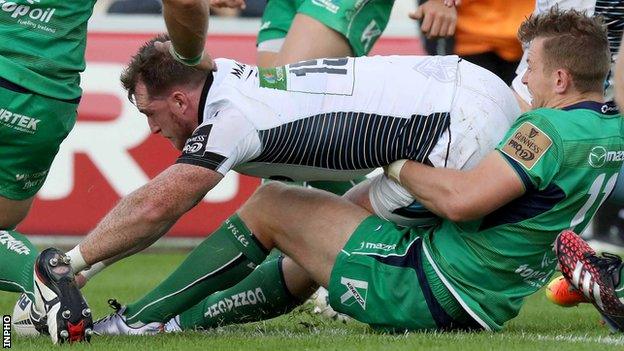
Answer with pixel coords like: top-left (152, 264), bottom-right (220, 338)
top-left (75, 273), bottom-right (87, 289)
top-left (154, 40), bottom-right (216, 72)
top-left (410, 0), bottom-right (457, 38)
top-left (443, 0), bottom-right (460, 6)
top-left (210, 0), bottom-right (246, 9)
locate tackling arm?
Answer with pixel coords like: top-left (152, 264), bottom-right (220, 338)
top-left (77, 163), bottom-right (223, 268)
top-left (393, 151), bottom-right (525, 221)
top-left (162, 0), bottom-right (210, 60)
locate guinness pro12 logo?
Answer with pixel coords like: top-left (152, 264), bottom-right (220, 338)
top-left (501, 122), bottom-right (552, 170)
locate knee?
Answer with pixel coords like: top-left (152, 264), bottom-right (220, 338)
top-left (238, 182), bottom-right (290, 242)
top-left (0, 198), bottom-right (32, 229)
top-left (245, 182), bottom-right (292, 215)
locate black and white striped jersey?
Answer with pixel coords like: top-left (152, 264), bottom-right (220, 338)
top-left (176, 56), bottom-right (467, 181)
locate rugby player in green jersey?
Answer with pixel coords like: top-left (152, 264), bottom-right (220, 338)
top-left (91, 9), bottom-right (623, 334)
top-left (554, 36), bottom-right (624, 329)
top-left (0, 0), bottom-right (215, 344)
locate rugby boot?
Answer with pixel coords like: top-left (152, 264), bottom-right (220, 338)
top-left (94, 299), bottom-right (163, 335)
top-left (33, 248), bottom-right (93, 343)
top-left (555, 230), bottom-right (624, 332)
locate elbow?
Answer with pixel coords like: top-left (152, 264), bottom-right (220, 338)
top-left (135, 195), bottom-right (178, 226)
top-left (439, 197), bottom-right (476, 222)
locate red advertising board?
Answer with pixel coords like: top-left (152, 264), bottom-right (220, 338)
top-left (18, 31), bottom-right (424, 237)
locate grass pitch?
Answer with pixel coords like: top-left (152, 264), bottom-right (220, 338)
top-left (2, 252), bottom-right (624, 350)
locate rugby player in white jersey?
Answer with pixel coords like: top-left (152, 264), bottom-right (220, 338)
top-left (30, 35), bottom-right (520, 332)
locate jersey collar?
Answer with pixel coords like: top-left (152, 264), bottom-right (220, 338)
top-left (197, 70), bottom-right (215, 125)
top-left (561, 100), bottom-right (619, 115)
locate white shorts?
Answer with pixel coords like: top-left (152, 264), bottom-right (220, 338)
top-left (369, 59), bottom-right (521, 226)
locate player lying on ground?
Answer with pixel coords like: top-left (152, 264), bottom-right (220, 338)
top-left (25, 31), bottom-right (522, 334)
top-left (87, 9), bottom-right (622, 333)
top-left (56, 39), bottom-right (519, 272)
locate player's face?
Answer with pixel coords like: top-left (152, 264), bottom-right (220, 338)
top-left (522, 38), bottom-right (555, 109)
top-left (134, 82), bottom-right (193, 151)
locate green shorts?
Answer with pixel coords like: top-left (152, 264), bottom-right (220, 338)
top-left (327, 216), bottom-right (479, 332)
top-left (257, 0), bottom-right (394, 56)
top-left (0, 86), bottom-right (77, 200)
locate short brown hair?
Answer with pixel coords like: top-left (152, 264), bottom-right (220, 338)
top-left (518, 8), bottom-right (610, 93)
top-left (120, 34), bottom-right (207, 103)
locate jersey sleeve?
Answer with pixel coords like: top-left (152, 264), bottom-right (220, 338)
top-left (496, 111), bottom-right (563, 191)
top-left (176, 107), bottom-right (259, 175)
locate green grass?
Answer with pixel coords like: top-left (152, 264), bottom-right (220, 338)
top-left (2, 252), bottom-right (624, 350)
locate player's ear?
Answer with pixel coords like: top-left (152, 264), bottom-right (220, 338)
top-left (168, 91), bottom-right (188, 115)
top-left (553, 68), bottom-right (572, 94)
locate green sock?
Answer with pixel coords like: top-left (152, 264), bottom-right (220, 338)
top-left (124, 214), bottom-right (268, 325)
top-left (0, 230), bottom-right (37, 300)
top-left (178, 256), bottom-right (301, 330)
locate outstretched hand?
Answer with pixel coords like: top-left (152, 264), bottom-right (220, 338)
top-left (410, 0), bottom-right (457, 38)
top-left (154, 40), bottom-right (216, 72)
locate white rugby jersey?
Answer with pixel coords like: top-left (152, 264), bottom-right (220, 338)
top-left (176, 56), bottom-right (466, 181)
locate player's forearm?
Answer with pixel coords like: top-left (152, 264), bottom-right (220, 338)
top-left (162, 0), bottom-right (209, 59)
top-left (77, 164), bottom-right (220, 268)
top-left (395, 161), bottom-right (475, 221)
top-left (78, 186), bottom-right (182, 266)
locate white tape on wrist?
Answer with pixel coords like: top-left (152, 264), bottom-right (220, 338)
top-left (66, 246), bottom-right (87, 273)
top-left (387, 159), bottom-right (408, 185)
top-left (81, 262), bottom-right (107, 281)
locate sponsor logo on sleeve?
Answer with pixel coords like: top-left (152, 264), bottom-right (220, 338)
top-left (230, 62), bottom-right (246, 79)
top-left (258, 66), bottom-right (287, 90)
top-left (501, 122), bottom-right (552, 170)
top-left (181, 124), bottom-right (212, 157)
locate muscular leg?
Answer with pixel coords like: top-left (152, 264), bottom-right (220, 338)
top-left (257, 13), bottom-right (353, 68)
top-left (176, 255), bottom-right (316, 330)
top-left (274, 14), bottom-right (352, 66)
top-left (240, 182), bottom-right (370, 287)
top-left (171, 182), bottom-right (370, 331)
top-left (118, 182), bottom-right (367, 327)
top-left (0, 197), bottom-right (38, 299)
top-left (0, 196), bottom-right (33, 229)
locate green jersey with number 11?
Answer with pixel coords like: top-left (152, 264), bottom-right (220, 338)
top-left (422, 101), bottom-right (624, 331)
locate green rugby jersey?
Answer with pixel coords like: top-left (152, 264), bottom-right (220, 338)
top-left (0, 0), bottom-right (96, 100)
top-left (422, 101), bottom-right (624, 331)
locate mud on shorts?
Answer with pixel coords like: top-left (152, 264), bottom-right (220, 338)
top-left (327, 216), bottom-right (482, 332)
top-left (257, 0), bottom-right (394, 56)
top-left (0, 79), bottom-right (78, 200)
